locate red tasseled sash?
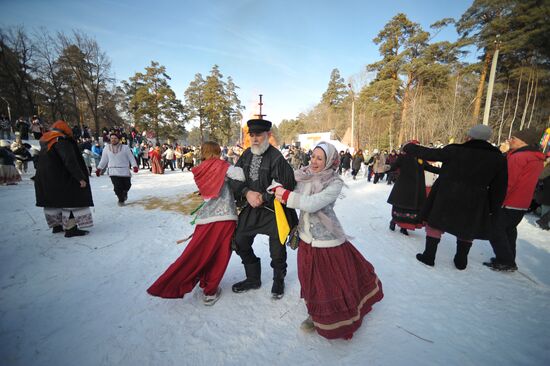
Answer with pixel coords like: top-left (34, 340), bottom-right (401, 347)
top-left (192, 158), bottom-right (229, 199)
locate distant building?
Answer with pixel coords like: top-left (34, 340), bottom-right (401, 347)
top-left (297, 132), bottom-right (332, 150)
top-left (296, 131), bottom-right (351, 152)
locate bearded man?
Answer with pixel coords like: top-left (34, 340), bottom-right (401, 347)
top-left (96, 132), bottom-right (138, 206)
top-left (230, 118), bottom-right (298, 299)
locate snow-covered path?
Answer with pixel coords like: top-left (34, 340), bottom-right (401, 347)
top-left (1, 169), bottom-right (549, 366)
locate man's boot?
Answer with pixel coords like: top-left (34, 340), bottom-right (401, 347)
top-left (271, 268), bottom-right (286, 300)
top-left (536, 211), bottom-right (550, 230)
top-left (453, 240), bottom-right (472, 270)
top-left (416, 236), bottom-right (440, 266)
top-left (232, 261), bottom-right (261, 293)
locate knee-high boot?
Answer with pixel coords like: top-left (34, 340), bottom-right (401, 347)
top-left (271, 268), bottom-right (286, 299)
top-left (416, 236), bottom-right (440, 266)
top-left (453, 240), bottom-right (472, 270)
top-left (232, 260), bottom-right (261, 293)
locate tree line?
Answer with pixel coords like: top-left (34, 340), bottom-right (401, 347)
top-left (0, 28), bottom-right (244, 145)
top-left (1, 0), bottom-right (549, 149)
top-left (278, 0), bottom-right (550, 150)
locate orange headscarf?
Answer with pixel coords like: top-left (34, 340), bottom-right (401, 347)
top-left (40, 120), bottom-right (74, 151)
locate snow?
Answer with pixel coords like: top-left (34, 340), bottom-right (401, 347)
top-left (1, 167), bottom-right (549, 366)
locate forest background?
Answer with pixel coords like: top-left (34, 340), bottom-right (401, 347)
top-left (0, 0), bottom-right (549, 150)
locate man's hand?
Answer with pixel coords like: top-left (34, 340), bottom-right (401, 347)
top-left (246, 190), bottom-right (264, 208)
top-left (95, 169), bottom-right (101, 177)
top-left (79, 180), bottom-right (87, 188)
top-left (133, 166), bottom-right (139, 173)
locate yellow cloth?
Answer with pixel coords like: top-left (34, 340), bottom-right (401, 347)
top-left (274, 200), bottom-right (290, 245)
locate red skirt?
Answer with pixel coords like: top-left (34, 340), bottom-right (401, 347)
top-left (297, 240), bottom-right (383, 340)
top-left (151, 156), bottom-right (164, 174)
top-left (147, 220), bottom-right (235, 298)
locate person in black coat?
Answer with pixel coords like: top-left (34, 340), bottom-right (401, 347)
top-left (386, 143), bottom-right (440, 236)
top-left (351, 150), bottom-right (364, 180)
top-left (34, 120), bottom-right (94, 237)
top-left (340, 150), bottom-right (352, 175)
top-left (230, 119), bottom-right (298, 299)
top-left (402, 125), bottom-right (508, 270)
top-left (15, 117), bottom-right (30, 140)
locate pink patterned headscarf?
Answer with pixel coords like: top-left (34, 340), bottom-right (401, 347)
top-left (293, 141), bottom-right (348, 239)
top-left (294, 141), bottom-right (341, 194)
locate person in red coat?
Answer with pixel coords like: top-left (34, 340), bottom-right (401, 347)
top-left (485, 128), bottom-right (545, 272)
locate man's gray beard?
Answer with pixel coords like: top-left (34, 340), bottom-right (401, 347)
top-left (250, 138), bottom-right (270, 155)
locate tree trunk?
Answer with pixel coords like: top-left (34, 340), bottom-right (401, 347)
top-left (472, 51), bottom-right (492, 125)
top-left (411, 81), bottom-right (422, 140)
top-left (508, 68), bottom-right (524, 139)
top-left (519, 68), bottom-right (535, 131)
top-left (450, 72), bottom-right (460, 134)
top-left (527, 73), bottom-right (538, 129)
top-left (497, 77), bottom-right (510, 145)
top-left (397, 74), bottom-right (413, 146)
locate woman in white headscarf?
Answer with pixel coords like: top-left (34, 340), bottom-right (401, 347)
top-left (274, 141), bottom-right (383, 340)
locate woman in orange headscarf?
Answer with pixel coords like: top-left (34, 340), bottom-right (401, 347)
top-left (35, 120), bottom-right (94, 237)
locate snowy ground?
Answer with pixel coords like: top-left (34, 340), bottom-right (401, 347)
top-left (1, 166), bottom-right (549, 366)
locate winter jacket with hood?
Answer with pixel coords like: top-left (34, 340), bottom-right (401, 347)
top-left (503, 146), bottom-right (545, 209)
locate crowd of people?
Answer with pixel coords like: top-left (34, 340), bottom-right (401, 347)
top-left (1, 115), bottom-right (549, 341)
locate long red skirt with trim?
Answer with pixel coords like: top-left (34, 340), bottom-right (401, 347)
top-left (150, 156), bottom-right (164, 174)
top-left (147, 220), bottom-right (235, 298)
top-left (297, 240), bottom-right (383, 340)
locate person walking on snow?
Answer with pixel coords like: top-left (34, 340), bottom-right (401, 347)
top-left (485, 128), bottom-right (545, 272)
top-left (386, 141), bottom-right (440, 236)
top-left (274, 141), bottom-right (383, 340)
top-left (96, 132), bottom-right (138, 206)
top-left (403, 125), bottom-right (508, 270)
top-left (229, 118), bottom-right (298, 299)
top-left (34, 120), bottom-right (94, 237)
top-left (147, 141), bottom-right (245, 305)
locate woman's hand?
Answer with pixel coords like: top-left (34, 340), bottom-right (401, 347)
top-left (274, 186), bottom-right (289, 204)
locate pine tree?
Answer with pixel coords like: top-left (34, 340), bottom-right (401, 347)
top-left (124, 61), bottom-right (186, 141)
top-left (184, 73), bottom-right (207, 142)
top-left (321, 69), bottom-right (348, 108)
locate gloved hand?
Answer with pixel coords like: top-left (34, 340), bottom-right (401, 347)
top-left (95, 169), bottom-right (101, 177)
top-left (133, 166), bottom-right (139, 173)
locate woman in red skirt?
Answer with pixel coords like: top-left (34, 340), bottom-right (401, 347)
top-left (147, 141), bottom-right (245, 305)
top-left (274, 141), bottom-right (383, 340)
top-left (149, 144), bottom-right (164, 174)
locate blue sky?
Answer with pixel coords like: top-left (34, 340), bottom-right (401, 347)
top-left (1, 0), bottom-right (474, 124)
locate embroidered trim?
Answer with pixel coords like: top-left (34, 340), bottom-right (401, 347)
top-left (312, 278), bottom-right (381, 331)
top-left (249, 154), bottom-right (262, 182)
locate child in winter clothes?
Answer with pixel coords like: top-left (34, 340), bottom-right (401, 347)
top-left (147, 141), bottom-right (245, 305)
top-left (274, 141), bottom-right (383, 340)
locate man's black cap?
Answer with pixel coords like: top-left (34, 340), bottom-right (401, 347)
top-left (247, 119), bottom-right (272, 133)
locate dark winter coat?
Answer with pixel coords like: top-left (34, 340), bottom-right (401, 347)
top-left (352, 154), bottom-right (364, 170)
top-left (35, 137), bottom-right (94, 208)
top-left (0, 147), bottom-right (16, 166)
top-left (341, 153), bottom-right (352, 170)
top-left (403, 139), bottom-right (507, 240)
top-left (387, 153), bottom-right (439, 210)
top-left (535, 165), bottom-right (550, 206)
top-left (231, 145), bottom-right (298, 237)
top-left (15, 120), bottom-right (29, 140)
